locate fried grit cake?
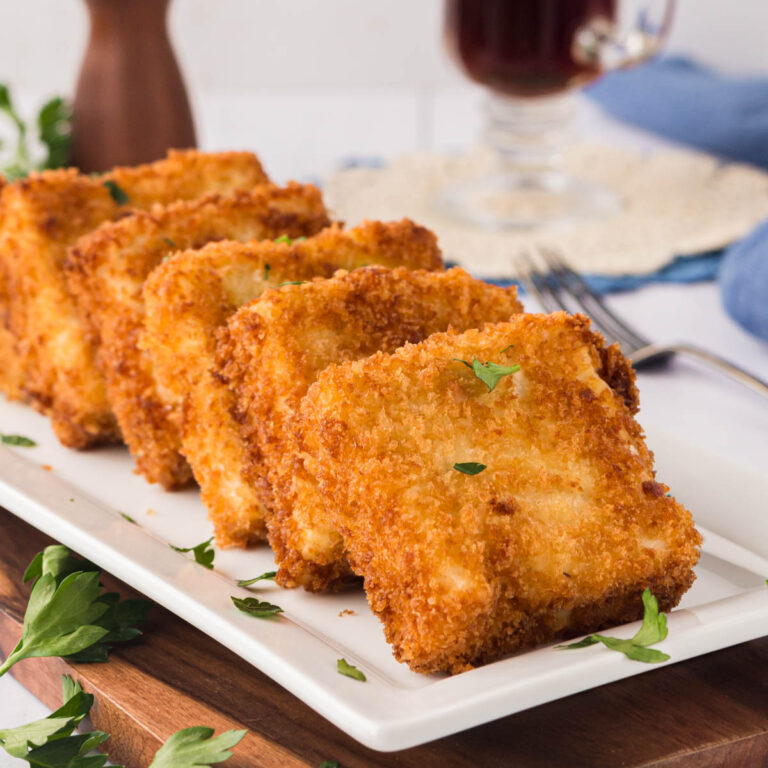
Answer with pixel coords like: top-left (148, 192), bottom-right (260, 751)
top-left (0, 150), bottom-right (267, 448)
top-left (218, 266), bottom-right (522, 588)
top-left (142, 220), bottom-right (444, 546)
top-left (297, 313), bottom-right (701, 674)
top-left (66, 183), bottom-right (330, 489)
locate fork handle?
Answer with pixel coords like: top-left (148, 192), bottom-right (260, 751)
top-left (631, 343), bottom-right (768, 398)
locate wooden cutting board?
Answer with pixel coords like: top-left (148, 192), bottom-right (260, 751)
top-left (1, 507), bottom-right (767, 768)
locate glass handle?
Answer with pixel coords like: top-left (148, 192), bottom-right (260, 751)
top-left (573, 0), bottom-right (676, 72)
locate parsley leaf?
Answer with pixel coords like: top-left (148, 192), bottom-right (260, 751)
top-left (0, 84), bottom-right (31, 181)
top-left (0, 570), bottom-right (110, 676)
top-left (66, 592), bottom-right (152, 663)
top-left (103, 179), bottom-right (129, 205)
top-left (0, 84), bottom-right (71, 180)
top-left (120, 512), bottom-right (137, 524)
top-left (453, 462), bottom-right (486, 475)
top-left (557, 589), bottom-right (670, 663)
top-left (163, 237), bottom-right (177, 248)
top-left (319, 763), bottom-right (340, 768)
top-left (273, 235), bottom-right (307, 245)
top-left (1, 433), bottom-right (36, 447)
top-left (148, 726), bottom-right (246, 768)
top-left (37, 96), bottom-right (72, 172)
top-left (263, 263), bottom-right (270, 281)
top-left (454, 357), bottom-right (519, 392)
top-left (231, 596), bottom-right (283, 618)
top-left (237, 571), bottom-right (276, 587)
top-left (0, 675), bottom-right (117, 768)
top-left (337, 658), bottom-right (366, 682)
top-left (4, 545), bottom-right (152, 674)
top-left (277, 280), bottom-right (306, 287)
top-left (170, 537), bottom-right (215, 569)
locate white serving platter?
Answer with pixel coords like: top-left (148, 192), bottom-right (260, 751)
top-left (0, 396), bottom-right (766, 752)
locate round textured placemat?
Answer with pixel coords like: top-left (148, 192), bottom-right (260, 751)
top-left (324, 144), bottom-right (768, 279)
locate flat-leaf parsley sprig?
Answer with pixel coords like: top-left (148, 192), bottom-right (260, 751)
top-left (1, 674), bottom-right (247, 768)
top-left (0, 545), bottom-right (152, 676)
top-left (0, 675), bottom-right (115, 768)
top-left (148, 726), bottom-right (246, 768)
top-left (558, 589), bottom-right (670, 663)
top-left (170, 537), bottom-right (216, 569)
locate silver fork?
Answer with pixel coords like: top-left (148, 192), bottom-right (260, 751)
top-left (517, 248), bottom-right (768, 399)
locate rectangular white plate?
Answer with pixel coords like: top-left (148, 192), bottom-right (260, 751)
top-left (0, 397), bottom-right (766, 752)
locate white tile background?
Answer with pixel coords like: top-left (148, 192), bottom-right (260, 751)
top-left (1, 0), bottom-right (768, 180)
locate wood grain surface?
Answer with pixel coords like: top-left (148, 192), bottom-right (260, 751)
top-left (1, 507), bottom-right (766, 768)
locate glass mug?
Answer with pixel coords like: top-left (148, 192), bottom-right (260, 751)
top-left (439, 0), bottom-right (676, 229)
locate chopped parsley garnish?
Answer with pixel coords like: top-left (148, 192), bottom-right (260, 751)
top-left (319, 763), bottom-right (340, 768)
top-left (274, 234), bottom-right (307, 245)
top-left (148, 726), bottom-right (246, 768)
top-left (120, 512), bottom-right (137, 524)
top-left (163, 237), bottom-right (177, 248)
top-left (237, 571), bottom-right (276, 587)
top-left (263, 263), bottom-right (271, 281)
top-left (336, 658), bottom-right (366, 682)
top-left (454, 357), bottom-right (520, 392)
top-left (170, 537), bottom-right (215, 569)
top-left (1, 433), bottom-right (36, 447)
top-left (558, 589), bottom-right (670, 663)
top-left (277, 280), bottom-right (306, 287)
top-left (231, 596), bottom-right (283, 618)
top-left (1, 545), bottom-right (151, 675)
top-left (453, 462), bottom-right (486, 475)
top-left (103, 179), bottom-right (129, 205)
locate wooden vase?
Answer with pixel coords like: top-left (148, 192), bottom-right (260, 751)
top-left (70, 0), bottom-right (197, 173)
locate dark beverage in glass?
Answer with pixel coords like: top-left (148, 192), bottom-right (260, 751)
top-left (445, 0), bottom-right (617, 98)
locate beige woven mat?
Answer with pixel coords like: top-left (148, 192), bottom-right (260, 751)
top-left (324, 144), bottom-right (768, 279)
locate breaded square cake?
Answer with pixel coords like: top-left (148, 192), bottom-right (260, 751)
top-left (142, 220), bottom-right (444, 545)
top-left (298, 313), bottom-right (701, 673)
top-left (66, 183), bottom-right (329, 487)
top-left (218, 267), bottom-right (522, 588)
top-left (0, 150), bottom-right (267, 447)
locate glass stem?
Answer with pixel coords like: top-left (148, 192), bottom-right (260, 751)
top-left (484, 93), bottom-right (576, 181)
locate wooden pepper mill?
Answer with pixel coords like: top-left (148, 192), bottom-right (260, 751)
top-left (70, 0), bottom-right (196, 173)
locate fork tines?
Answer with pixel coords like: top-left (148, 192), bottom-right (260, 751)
top-left (517, 248), bottom-right (648, 352)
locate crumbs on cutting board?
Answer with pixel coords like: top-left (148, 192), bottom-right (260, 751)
top-left (339, 609), bottom-right (355, 617)
top-left (41, 464), bottom-right (53, 472)
top-left (146, 508), bottom-right (156, 516)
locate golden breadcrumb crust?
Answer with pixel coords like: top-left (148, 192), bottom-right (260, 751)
top-left (0, 150), bottom-right (267, 447)
top-left (66, 183), bottom-right (329, 488)
top-left (143, 220), bottom-right (444, 546)
top-left (297, 313), bottom-right (701, 674)
top-left (0, 175), bottom-right (24, 401)
top-left (217, 266), bottom-right (522, 589)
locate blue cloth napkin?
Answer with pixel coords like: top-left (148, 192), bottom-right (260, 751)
top-left (589, 56), bottom-right (768, 169)
top-left (592, 57), bottom-right (768, 337)
top-left (719, 221), bottom-right (768, 341)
